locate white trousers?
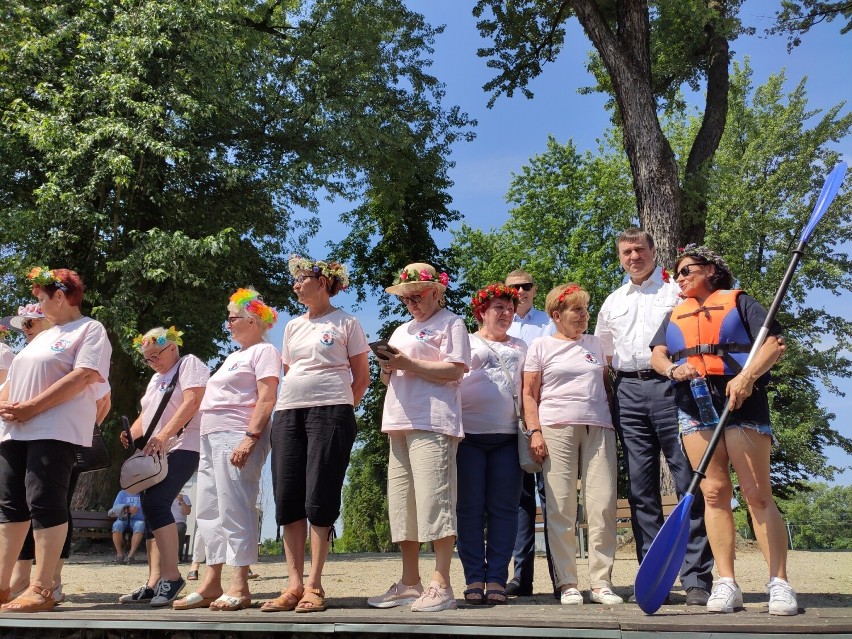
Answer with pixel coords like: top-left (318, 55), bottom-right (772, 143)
top-left (196, 429), bottom-right (270, 566)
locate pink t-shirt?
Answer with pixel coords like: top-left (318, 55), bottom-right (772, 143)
top-left (199, 342), bottom-right (280, 435)
top-left (524, 334), bottom-right (613, 430)
top-left (461, 335), bottom-right (527, 435)
top-left (139, 354), bottom-right (210, 453)
top-left (381, 308), bottom-right (471, 437)
top-left (1, 317), bottom-right (112, 445)
top-left (277, 309), bottom-right (370, 410)
top-left (0, 343), bottom-right (13, 373)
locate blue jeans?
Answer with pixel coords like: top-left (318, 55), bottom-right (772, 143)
top-left (456, 433), bottom-right (523, 588)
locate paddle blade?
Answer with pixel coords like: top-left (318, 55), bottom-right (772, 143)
top-left (634, 493), bottom-right (694, 614)
top-left (800, 161), bottom-right (847, 244)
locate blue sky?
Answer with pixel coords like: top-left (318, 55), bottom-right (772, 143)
top-left (259, 1), bottom-right (851, 540)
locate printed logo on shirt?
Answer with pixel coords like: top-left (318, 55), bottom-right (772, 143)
top-left (228, 360), bottom-right (243, 371)
top-left (319, 329), bottom-right (337, 347)
top-left (50, 338), bottom-right (71, 352)
top-left (415, 329), bottom-right (435, 342)
top-left (157, 380), bottom-right (171, 393)
top-left (582, 349), bottom-right (599, 365)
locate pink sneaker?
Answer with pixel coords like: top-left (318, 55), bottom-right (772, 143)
top-left (411, 580), bottom-right (457, 612)
top-left (367, 581), bottom-right (423, 608)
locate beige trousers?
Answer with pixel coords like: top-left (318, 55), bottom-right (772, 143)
top-left (541, 423), bottom-right (617, 589)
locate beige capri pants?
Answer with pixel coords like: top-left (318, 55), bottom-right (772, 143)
top-left (387, 430), bottom-right (458, 543)
top-left (541, 423), bottom-right (617, 590)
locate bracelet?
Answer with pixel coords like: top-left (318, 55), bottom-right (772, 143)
top-left (665, 363), bottom-right (679, 380)
top-left (244, 431), bottom-right (261, 441)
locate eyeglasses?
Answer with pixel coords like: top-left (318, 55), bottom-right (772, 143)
top-left (488, 305), bottom-right (514, 315)
top-left (143, 345), bottom-right (171, 365)
top-left (508, 282), bottom-right (535, 291)
top-left (676, 263), bottom-right (709, 278)
top-left (226, 316), bottom-right (243, 324)
top-left (294, 274), bottom-right (320, 285)
top-left (400, 294), bottom-right (424, 306)
top-left (22, 319), bottom-right (37, 329)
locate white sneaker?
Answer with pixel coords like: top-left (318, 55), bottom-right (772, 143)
top-left (411, 581), bottom-right (457, 612)
top-left (706, 577), bottom-right (743, 613)
top-left (560, 587), bottom-right (583, 605)
top-left (367, 580), bottom-right (423, 608)
top-left (590, 587), bottom-right (623, 605)
top-left (767, 578), bottom-right (798, 616)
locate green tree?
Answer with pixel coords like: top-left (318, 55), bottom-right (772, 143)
top-left (770, 1), bottom-right (852, 50)
top-left (0, 0), bottom-right (472, 507)
top-left (776, 482), bottom-right (852, 549)
top-left (473, 0), bottom-right (746, 264)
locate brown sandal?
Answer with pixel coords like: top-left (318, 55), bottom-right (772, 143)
top-left (261, 587), bottom-right (304, 612)
top-left (1, 584), bottom-right (54, 613)
top-left (295, 587), bottom-right (326, 613)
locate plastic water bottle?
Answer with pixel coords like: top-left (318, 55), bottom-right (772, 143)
top-left (690, 377), bottom-right (720, 426)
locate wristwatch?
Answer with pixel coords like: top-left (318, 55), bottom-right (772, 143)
top-left (524, 428), bottom-right (541, 438)
top-left (244, 431), bottom-right (261, 441)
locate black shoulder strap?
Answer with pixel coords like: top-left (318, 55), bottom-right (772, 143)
top-left (135, 357), bottom-right (184, 450)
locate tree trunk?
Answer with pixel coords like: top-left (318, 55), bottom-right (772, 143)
top-left (73, 340), bottom-right (143, 510)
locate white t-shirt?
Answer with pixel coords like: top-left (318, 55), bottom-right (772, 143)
top-left (381, 308), bottom-right (471, 437)
top-left (1, 317), bottom-right (112, 445)
top-left (0, 343), bottom-right (14, 373)
top-left (276, 309), bottom-right (369, 410)
top-left (524, 334), bottom-right (613, 430)
top-left (199, 342), bottom-right (280, 435)
top-left (139, 354), bottom-right (210, 453)
top-left (171, 494), bottom-right (191, 524)
top-left (461, 334), bottom-right (527, 435)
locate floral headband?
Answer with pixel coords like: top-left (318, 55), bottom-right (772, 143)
top-left (0, 324), bottom-right (10, 340)
top-left (132, 326), bottom-right (184, 351)
top-left (394, 267), bottom-right (449, 287)
top-left (557, 284), bottom-right (583, 304)
top-left (27, 266), bottom-right (68, 291)
top-left (288, 254), bottom-right (350, 289)
top-left (471, 283), bottom-right (519, 318)
top-left (230, 288), bottom-right (278, 327)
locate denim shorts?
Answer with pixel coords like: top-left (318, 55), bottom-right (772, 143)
top-left (678, 409), bottom-right (776, 445)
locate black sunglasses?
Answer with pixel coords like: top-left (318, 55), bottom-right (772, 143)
top-left (676, 263), bottom-right (710, 278)
top-left (508, 282), bottom-right (535, 291)
top-left (22, 319), bottom-right (37, 329)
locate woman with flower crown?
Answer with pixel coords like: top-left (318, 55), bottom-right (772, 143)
top-left (456, 283), bottom-right (527, 605)
top-left (523, 283), bottom-right (621, 607)
top-left (173, 288), bottom-right (279, 612)
top-left (0, 267), bottom-right (111, 613)
top-left (261, 256), bottom-right (369, 614)
top-left (117, 326), bottom-right (208, 608)
top-left (367, 262), bottom-right (470, 613)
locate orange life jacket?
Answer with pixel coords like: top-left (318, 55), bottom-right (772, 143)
top-left (664, 289), bottom-right (752, 376)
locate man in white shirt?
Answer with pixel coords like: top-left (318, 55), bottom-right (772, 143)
top-left (595, 228), bottom-right (713, 605)
top-left (504, 270), bottom-right (557, 598)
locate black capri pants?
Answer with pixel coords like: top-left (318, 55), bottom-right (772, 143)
top-left (0, 439), bottom-right (76, 530)
top-left (19, 468), bottom-right (80, 561)
top-left (141, 449), bottom-right (199, 539)
top-left (271, 404), bottom-right (356, 527)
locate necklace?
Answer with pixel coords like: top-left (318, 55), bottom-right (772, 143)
top-left (306, 306), bottom-right (335, 329)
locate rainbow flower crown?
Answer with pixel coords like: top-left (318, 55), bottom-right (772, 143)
top-left (230, 288), bottom-right (278, 327)
top-left (288, 254), bottom-right (350, 289)
top-left (27, 266), bottom-right (67, 291)
top-left (471, 283), bottom-right (519, 316)
top-left (394, 267), bottom-right (450, 287)
top-left (132, 326), bottom-right (184, 351)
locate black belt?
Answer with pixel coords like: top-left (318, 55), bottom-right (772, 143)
top-left (615, 369), bottom-right (665, 381)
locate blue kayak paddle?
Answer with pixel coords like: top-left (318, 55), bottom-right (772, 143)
top-left (634, 161), bottom-right (848, 614)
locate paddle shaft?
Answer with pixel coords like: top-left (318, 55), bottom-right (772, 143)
top-left (685, 241), bottom-right (807, 496)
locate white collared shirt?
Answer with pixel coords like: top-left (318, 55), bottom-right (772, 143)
top-left (594, 267), bottom-right (681, 372)
top-left (507, 307), bottom-right (555, 345)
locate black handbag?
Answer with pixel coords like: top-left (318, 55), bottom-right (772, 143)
top-left (74, 425), bottom-right (112, 473)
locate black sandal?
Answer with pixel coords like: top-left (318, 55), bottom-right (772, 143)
top-left (463, 587), bottom-right (485, 605)
top-left (486, 588), bottom-right (508, 605)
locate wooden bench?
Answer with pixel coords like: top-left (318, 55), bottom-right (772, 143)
top-left (534, 493), bottom-right (680, 560)
top-left (71, 510), bottom-right (114, 540)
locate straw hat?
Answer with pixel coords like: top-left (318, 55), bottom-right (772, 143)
top-left (0, 303), bottom-right (45, 332)
top-left (385, 262), bottom-right (450, 295)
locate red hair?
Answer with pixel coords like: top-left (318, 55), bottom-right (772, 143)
top-left (31, 268), bottom-right (85, 307)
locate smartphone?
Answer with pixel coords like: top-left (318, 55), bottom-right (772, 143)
top-left (368, 340), bottom-right (398, 360)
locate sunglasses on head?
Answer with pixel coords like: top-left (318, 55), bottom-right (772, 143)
top-left (676, 263), bottom-right (710, 278)
top-left (508, 282), bottom-right (534, 291)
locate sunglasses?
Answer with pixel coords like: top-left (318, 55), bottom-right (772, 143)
top-left (22, 319), bottom-right (38, 329)
top-left (400, 294), bottom-right (424, 306)
top-left (508, 282), bottom-right (535, 291)
top-left (676, 263), bottom-right (710, 278)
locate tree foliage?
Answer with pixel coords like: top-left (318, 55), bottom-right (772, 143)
top-left (472, 0), bottom-right (749, 264)
top-left (770, 1), bottom-right (852, 51)
top-left (0, 0), bottom-right (472, 507)
top-left (776, 482), bottom-right (852, 549)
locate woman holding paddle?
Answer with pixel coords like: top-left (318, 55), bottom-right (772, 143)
top-left (650, 245), bottom-right (797, 616)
